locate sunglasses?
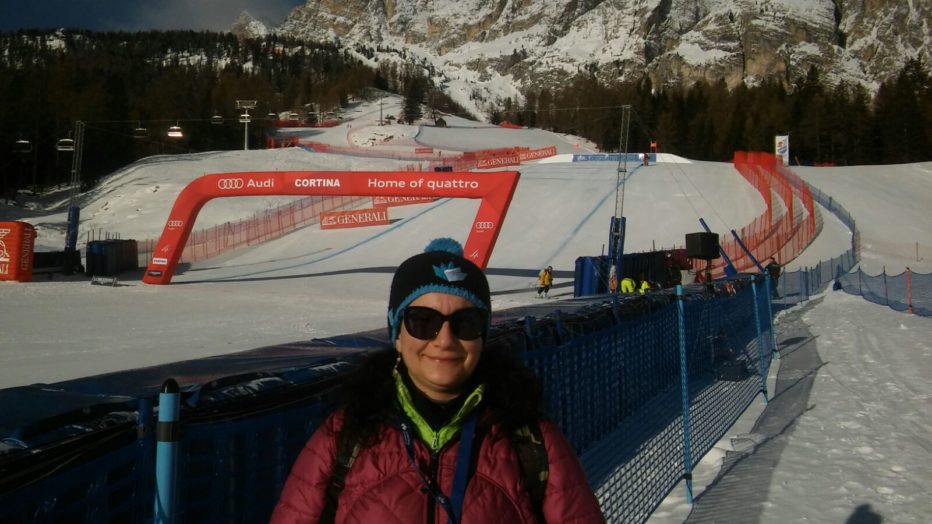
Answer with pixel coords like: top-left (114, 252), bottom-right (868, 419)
top-left (402, 306), bottom-right (488, 341)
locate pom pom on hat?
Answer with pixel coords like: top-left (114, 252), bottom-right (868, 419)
top-left (387, 238), bottom-right (491, 340)
top-left (424, 237), bottom-right (464, 257)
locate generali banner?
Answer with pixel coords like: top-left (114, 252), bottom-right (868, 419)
top-left (476, 154), bottom-right (521, 169)
top-left (372, 196), bottom-right (436, 207)
top-left (519, 146), bottom-right (557, 162)
top-left (475, 146), bottom-right (557, 169)
top-left (320, 208), bottom-right (390, 229)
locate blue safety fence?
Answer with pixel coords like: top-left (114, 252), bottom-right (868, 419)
top-left (776, 181), bottom-right (930, 317)
top-left (0, 277), bottom-right (776, 524)
top-left (572, 279), bottom-right (773, 522)
top-left (835, 267), bottom-right (932, 316)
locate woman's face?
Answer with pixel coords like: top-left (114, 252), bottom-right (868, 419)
top-left (396, 292), bottom-right (484, 402)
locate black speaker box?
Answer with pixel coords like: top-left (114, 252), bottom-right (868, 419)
top-left (685, 232), bottom-right (720, 259)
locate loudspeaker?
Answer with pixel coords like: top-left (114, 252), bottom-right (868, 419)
top-left (685, 232), bottom-right (720, 259)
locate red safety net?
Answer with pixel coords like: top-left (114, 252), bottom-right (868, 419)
top-left (691, 151), bottom-right (817, 278)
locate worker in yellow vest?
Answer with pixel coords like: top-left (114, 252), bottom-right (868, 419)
top-left (638, 273), bottom-right (651, 294)
top-left (536, 266), bottom-right (553, 298)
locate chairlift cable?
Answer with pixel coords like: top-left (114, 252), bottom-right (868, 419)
top-left (665, 153), bottom-right (732, 232)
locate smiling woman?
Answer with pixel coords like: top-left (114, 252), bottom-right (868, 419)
top-left (271, 238), bottom-right (605, 524)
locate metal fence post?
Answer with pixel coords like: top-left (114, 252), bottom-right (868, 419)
top-left (803, 269), bottom-right (815, 300)
top-left (674, 285), bottom-right (694, 504)
top-left (765, 273), bottom-right (779, 361)
top-left (751, 278), bottom-right (769, 403)
top-left (155, 378), bottom-right (181, 524)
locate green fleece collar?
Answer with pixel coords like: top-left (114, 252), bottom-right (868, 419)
top-left (393, 369), bottom-right (484, 452)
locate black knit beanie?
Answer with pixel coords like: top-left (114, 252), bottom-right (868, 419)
top-left (387, 238), bottom-right (491, 340)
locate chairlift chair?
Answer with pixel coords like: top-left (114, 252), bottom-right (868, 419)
top-left (13, 139), bottom-right (33, 153)
top-left (211, 115), bottom-right (224, 125)
top-left (266, 111), bottom-right (278, 120)
top-left (56, 138), bottom-right (75, 152)
top-left (167, 125), bottom-right (184, 138)
top-left (288, 111), bottom-right (300, 121)
top-left (239, 113), bottom-right (252, 123)
top-left (133, 125), bottom-right (149, 139)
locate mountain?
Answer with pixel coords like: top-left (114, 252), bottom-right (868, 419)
top-left (272, 0), bottom-right (931, 116)
top-left (230, 10), bottom-right (271, 40)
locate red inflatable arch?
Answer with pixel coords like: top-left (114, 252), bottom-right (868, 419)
top-left (142, 170), bottom-right (520, 284)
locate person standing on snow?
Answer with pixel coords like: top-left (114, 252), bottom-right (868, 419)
top-left (271, 239), bottom-right (604, 524)
top-left (537, 265), bottom-right (554, 298)
top-left (765, 257), bottom-right (782, 298)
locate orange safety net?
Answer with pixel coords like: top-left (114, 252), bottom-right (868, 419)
top-left (691, 151), bottom-right (817, 279)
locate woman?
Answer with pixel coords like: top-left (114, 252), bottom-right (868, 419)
top-left (271, 239), bottom-right (604, 523)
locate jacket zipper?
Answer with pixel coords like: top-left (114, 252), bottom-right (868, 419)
top-left (428, 450), bottom-right (440, 524)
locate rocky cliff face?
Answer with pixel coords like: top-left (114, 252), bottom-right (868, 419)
top-left (273, 0), bottom-right (930, 111)
top-left (230, 10), bottom-right (271, 40)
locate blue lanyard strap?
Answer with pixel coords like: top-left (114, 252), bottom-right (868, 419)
top-left (400, 412), bottom-right (478, 524)
top-left (449, 411), bottom-right (477, 524)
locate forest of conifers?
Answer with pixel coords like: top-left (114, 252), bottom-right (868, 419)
top-left (1, 29), bottom-right (929, 197)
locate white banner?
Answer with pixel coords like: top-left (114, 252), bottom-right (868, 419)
top-left (775, 135), bottom-right (790, 166)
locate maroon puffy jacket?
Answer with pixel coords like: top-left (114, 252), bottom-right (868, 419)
top-left (271, 410), bottom-right (604, 524)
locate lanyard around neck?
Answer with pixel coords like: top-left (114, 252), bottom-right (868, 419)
top-left (400, 410), bottom-right (478, 524)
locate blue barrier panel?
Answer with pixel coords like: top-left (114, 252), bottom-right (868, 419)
top-left (0, 408), bottom-right (154, 523)
top-left (173, 401), bottom-right (330, 523)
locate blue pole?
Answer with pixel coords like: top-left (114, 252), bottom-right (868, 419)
top-left (155, 378), bottom-right (181, 524)
top-left (751, 280), bottom-right (770, 403)
top-left (615, 216), bottom-right (626, 285)
top-left (674, 285), bottom-right (694, 504)
top-left (608, 216), bottom-right (626, 289)
top-left (729, 228), bottom-right (765, 273)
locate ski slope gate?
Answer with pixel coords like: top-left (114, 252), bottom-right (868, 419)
top-left (142, 170), bottom-right (520, 284)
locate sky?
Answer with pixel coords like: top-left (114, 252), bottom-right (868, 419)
top-left (1, 94), bottom-right (930, 522)
top-left (0, 0), bottom-right (304, 32)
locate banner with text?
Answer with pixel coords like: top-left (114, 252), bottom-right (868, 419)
top-left (372, 196), bottom-right (436, 207)
top-left (320, 208), bottom-right (390, 229)
top-left (775, 135), bottom-right (790, 166)
top-left (0, 221), bottom-right (35, 282)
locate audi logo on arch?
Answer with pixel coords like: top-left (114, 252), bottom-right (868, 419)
top-left (474, 221), bottom-right (495, 232)
top-left (167, 219), bottom-right (184, 229)
top-left (217, 178), bottom-right (245, 190)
